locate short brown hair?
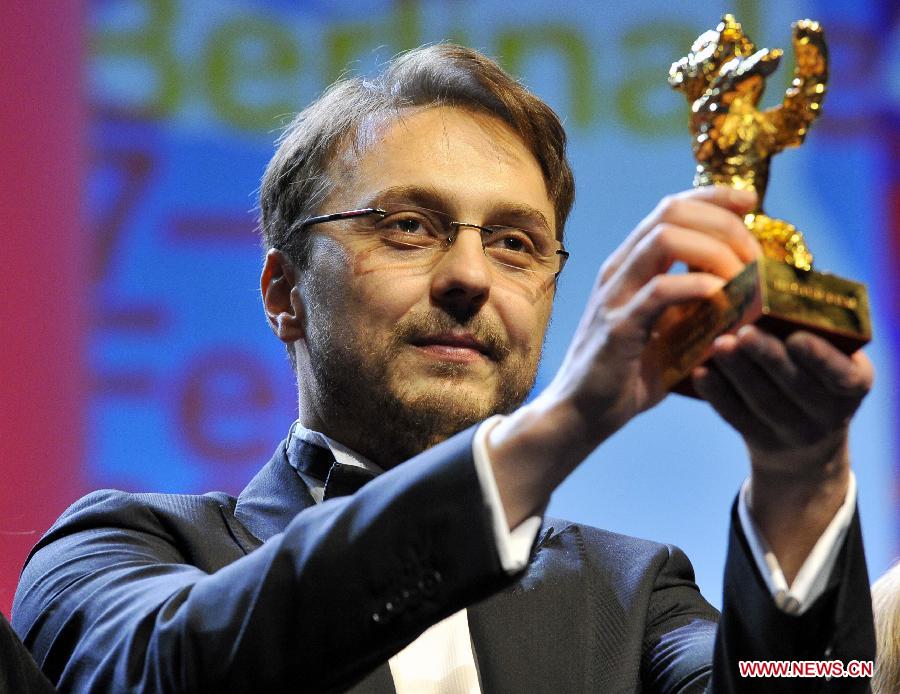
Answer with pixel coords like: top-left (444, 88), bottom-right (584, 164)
top-left (258, 43), bottom-right (575, 269)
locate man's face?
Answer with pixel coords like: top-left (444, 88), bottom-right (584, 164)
top-left (294, 106), bottom-right (557, 466)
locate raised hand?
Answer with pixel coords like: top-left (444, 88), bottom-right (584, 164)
top-left (544, 185), bottom-right (759, 438)
top-left (488, 186), bottom-right (760, 526)
top-left (694, 326), bottom-right (872, 580)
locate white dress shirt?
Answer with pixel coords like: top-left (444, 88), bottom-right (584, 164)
top-left (289, 416), bottom-right (856, 693)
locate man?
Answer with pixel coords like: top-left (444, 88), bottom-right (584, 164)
top-left (13, 44), bottom-right (874, 692)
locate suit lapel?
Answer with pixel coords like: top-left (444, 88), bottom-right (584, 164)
top-left (229, 439), bottom-right (398, 692)
top-left (232, 438), bottom-right (322, 545)
top-left (467, 520), bottom-right (593, 693)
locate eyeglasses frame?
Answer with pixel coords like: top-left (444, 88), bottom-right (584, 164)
top-left (296, 207), bottom-right (569, 278)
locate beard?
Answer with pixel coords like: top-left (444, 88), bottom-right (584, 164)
top-left (303, 305), bottom-right (539, 468)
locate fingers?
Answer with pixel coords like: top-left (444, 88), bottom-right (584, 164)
top-left (785, 332), bottom-right (873, 397)
top-left (620, 272), bottom-right (726, 338)
top-left (601, 186), bottom-right (759, 284)
top-left (561, 186), bottom-right (764, 433)
top-left (692, 363), bottom-right (779, 446)
top-left (604, 224), bottom-right (745, 308)
top-left (693, 327), bottom-right (872, 455)
top-left (694, 330), bottom-right (815, 447)
top-left (730, 326), bottom-right (800, 385)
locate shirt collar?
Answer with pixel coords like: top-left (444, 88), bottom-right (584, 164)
top-left (288, 420), bottom-right (384, 476)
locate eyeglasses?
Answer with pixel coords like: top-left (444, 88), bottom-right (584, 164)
top-left (296, 204), bottom-right (569, 281)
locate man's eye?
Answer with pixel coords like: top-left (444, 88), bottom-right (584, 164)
top-left (499, 236), bottom-right (527, 252)
top-left (379, 214), bottom-right (432, 235)
top-left (485, 228), bottom-right (537, 255)
top-left (395, 218), bottom-right (426, 234)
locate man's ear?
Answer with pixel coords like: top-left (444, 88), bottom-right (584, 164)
top-left (261, 249), bottom-right (305, 344)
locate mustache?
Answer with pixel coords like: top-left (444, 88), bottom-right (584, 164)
top-left (392, 311), bottom-right (512, 362)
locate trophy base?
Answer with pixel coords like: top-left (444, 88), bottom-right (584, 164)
top-left (651, 258), bottom-right (872, 396)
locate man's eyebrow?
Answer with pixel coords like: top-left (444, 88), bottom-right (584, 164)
top-left (364, 185), bottom-right (554, 233)
top-left (489, 202), bottom-right (552, 232)
top-left (364, 185), bottom-right (456, 211)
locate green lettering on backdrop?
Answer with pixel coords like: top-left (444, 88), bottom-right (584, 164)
top-left (326, 0), bottom-right (421, 83)
top-left (326, 24), bottom-right (377, 83)
top-left (92, 0), bottom-right (182, 116)
top-left (205, 16), bottom-right (301, 131)
top-left (614, 22), bottom-right (694, 136)
top-left (496, 25), bottom-right (596, 128)
top-left (89, 0), bottom-right (710, 138)
top-left (394, 0), bottom-right (423, 53)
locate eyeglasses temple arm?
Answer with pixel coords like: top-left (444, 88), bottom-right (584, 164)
top-left (296, 207), bottom-right (384, 231)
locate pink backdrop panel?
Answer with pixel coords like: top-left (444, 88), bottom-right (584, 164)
top-left (0, 2), bottom-right (87, 616)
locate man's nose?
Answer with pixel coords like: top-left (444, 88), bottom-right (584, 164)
top-left (429, 226), bottom-right (492, 318)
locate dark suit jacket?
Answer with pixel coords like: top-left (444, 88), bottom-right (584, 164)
top-left (12, 427), bottom-right (874, 692)
top-left (0, 612), bottom-right (56, 694)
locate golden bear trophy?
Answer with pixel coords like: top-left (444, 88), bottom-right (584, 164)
top-left (654, 14), bottom-right (871, 394)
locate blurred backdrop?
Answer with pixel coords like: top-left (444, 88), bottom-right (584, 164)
top-left (2, 0), bottom-right (898, 616)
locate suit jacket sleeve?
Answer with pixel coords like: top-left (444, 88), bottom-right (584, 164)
top-left (711, 498), bottom-right (875, 693)
top-left (12, 429), bottom-right (514, 693)
top-left (639, 497), bottom-right (875, 694)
